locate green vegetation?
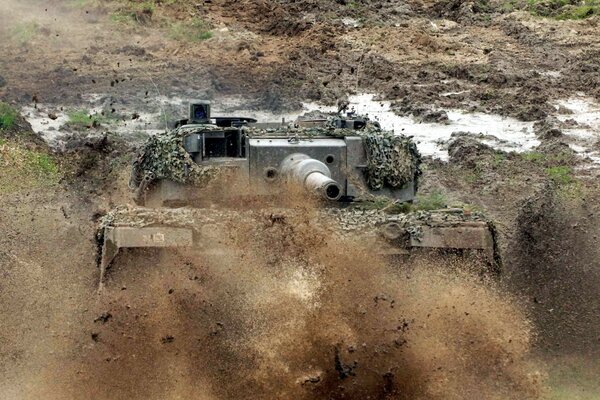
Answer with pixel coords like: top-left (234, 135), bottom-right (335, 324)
top-left (521, 151), bottom-right (546, 163)
top-left (359, 196), bottom-right (412, 213)
top-left (66, 110), bottom-right (114, 129)
top-left (359, 191), bottom-right (478, 214)
top-left (0, 140), bottom-right (60, 194)
top-left (521, 150), bottom-right (575, 166)
top-left (465, 163), bottom-right (485, 184)
top-left (559, 1), bottom-right (600, 19)
top-left (546, 165), bottom-right (574, 185)
top-left (169, 18), bottom-right (213, 42)
top-left (519, 0), bottom-right (600, 19)
top-left (0, 102), bottom-right (18, 130)
top-left (10, 21), bottom-right (39, 45)
top-left (415, 192), bottom-right (448, 211)
top-left (493, 152), bottom-right (506, 167)
top-left (111, 1), bottom-right (156, 24)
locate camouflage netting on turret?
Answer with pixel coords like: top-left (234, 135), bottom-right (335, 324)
top-left (362, 130), bottom-right (421, 191)
top-left (129, 126), bottom-right (221, 191)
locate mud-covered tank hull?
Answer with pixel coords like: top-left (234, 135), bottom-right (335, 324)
top-left (104, 102), bottom-right (496, 291)
top-left (97, 207), bottom-right (498, 290)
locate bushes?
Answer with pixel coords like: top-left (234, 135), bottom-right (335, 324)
top-left (0, 103), bottom-right (18, 130)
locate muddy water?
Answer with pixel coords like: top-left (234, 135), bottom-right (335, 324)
top-left (22, 92), bottom-right (600, 163)
top-left (555, 96), bottom-right (600, 165)
top-left (303, 94), bottom-right (541, 159)
top-left (20, 93), bottom-right (541, 159)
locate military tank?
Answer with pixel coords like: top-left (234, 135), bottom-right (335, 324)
top-left (97, 101), bottom-right (498, 290)
top-left (129, 101), bottom-right (419, 206)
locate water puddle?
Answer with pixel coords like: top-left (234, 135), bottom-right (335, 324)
top-left (22, 93), bottom-right (599, 164)
top-left (302, 94), bottom-right (539, 160)
top-left (554, 95), bottom-right (600, 165)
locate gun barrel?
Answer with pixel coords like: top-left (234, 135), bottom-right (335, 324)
top-left (280, 154), bottom-right (343, 201)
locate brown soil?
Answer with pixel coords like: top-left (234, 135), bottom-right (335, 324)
top-left (0, 0), bottom-right (599, 117)
top-left (0, 180), bottom-right (544, 399)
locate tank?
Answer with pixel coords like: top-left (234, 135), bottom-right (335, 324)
top-left (97, 101), bottom-right (498, 291)
top-left (130, 101), bottom-right (419, 206)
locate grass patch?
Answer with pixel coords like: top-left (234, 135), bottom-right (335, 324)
top-left (0, 102), bottom-right (18, 130)
top-left (0, 140), bottom-right (60, 194)
top-left (111, 1), bottom-right (156, 24)
top-left (493, 152), bottom-right (506, 168)
top-left (521, 150), bottom-right (575, 166)
top-left (522, 151), bottom-right (546, 163)
top-left (522, 0), bottom-right (600, 19)
top-left (415, 192), bottom-right (448, 211)
top-left (359, 191), bottom-right (478, 214)
top-left (10, 21), bottom-right (39, 45)
top-left (169, 18), bottom-right (213, 42)
top-left (546, 165), bottom-right (574, 185)
top-left (558, 2), bottom-right (600, 18)
top-left (66, 110), bottom-right (114, 129)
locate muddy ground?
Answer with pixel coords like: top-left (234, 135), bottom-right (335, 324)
top-left (1, 0), bottom-right (600, 399)
top-left (1, 0), bottom-right (599, 117)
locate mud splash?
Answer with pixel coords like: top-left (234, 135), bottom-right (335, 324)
top-left (12, 199), bottom-right (544, 400)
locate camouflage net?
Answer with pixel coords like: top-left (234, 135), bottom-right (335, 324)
top-left (129, 126), bottom-right (221, 191)
top-left (361, 130), bottom-right (421, 191)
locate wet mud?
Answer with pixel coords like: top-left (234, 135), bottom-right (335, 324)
top-left (1, 197), bottom-right (543, 399)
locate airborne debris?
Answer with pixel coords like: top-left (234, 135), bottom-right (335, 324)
top-left (94, 312), bottom-right (112, 324)
top-left (161, 335), bottom-right (175, 344)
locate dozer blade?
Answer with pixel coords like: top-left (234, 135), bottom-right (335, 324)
top-left (409, 221), bottom-right (495, 260)
top-left (97, 206), bottom-right (500, 292)
top-left (98, 226), bottom-right (193, 292)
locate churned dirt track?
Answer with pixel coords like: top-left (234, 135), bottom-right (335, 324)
top-left (0, 180), bottom-right (544, 400)
top-left (1, 0), bottom-right (600, 399)
top-left (1, 129), bottom-right (600, 399)
top-left (0, 0), bottom-right (599, 116)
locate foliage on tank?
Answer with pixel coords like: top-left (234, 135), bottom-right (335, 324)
top-left (130, 114), bottom-right (421, 194)
top-left (129, 126), bottom-right (221, 191)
